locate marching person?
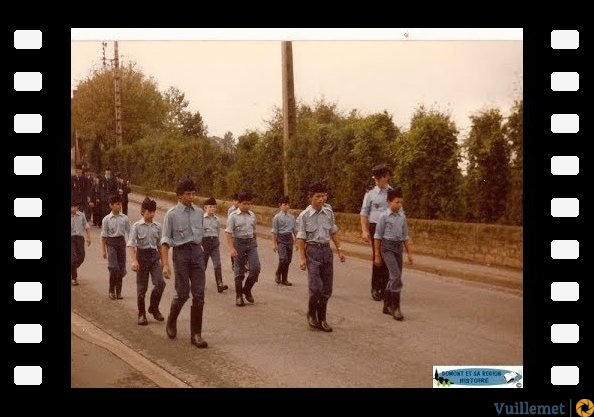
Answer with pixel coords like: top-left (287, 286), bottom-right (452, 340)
top-left (160, 178), bottom-right (208, 348)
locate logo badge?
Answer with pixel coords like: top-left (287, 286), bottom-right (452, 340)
top-left (433, 366), bottom-right (523, 388)
top-left (577, 399), bottom-right (594, 417)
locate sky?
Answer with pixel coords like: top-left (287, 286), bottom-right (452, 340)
top-left (71, 36), bottom-right (522, 140)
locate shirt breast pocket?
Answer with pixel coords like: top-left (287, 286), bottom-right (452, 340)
top-left (137, 231), bottom-right (147, 244)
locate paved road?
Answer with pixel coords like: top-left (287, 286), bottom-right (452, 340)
top-left (71, 197), bottom-right (522, 388)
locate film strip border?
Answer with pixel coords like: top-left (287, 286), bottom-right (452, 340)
top-left (548, 29), bottom-right (585, 389)
top-left (12, 29), bottom-right (45, 386)
top-left (11, 26), bottom-right (69, 387)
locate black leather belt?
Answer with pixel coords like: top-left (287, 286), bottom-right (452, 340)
top-left (307, 242), bottom-right (330, 248)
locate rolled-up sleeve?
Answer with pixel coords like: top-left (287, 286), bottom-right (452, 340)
top-left (160, 211), bottom-right (174, 247)
top-left (127, 222), bottom-right (139, 247)
top-left (271, 216), bottom-right (279, 234)
top-left (359, 191), bottom-right (371, 217)
top-left (225, 214), bottom-right (235, 234)
top-left (296, 212), bottom-right (307, 240)
top-left (374, 213), bottom-right (386, 240)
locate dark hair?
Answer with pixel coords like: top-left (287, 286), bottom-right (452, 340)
top-left (204, 197), bottom-right (217, 206)
top-left (75, 163), bottom-right (83, 170)
top-left (176, 177), bottom-right (197, 195)
top-left (278, 195), bottom-right (290, 205)
top-left (141, 197), bottom-right (157, 211)
top-left (109, 194), bottom-right (122, 204)
top-left (372, 163), bottom-right (392, 178)
top-left (237, 191), bottom-right (253, 202)
top-left (231, 193), bottom-right (239, 200)
top-left (308, 181), bottom-right (327, 194)
top-left (387, 187), bottom-right (403, 201)
top-left (71, 199), bottom-right (80, 207)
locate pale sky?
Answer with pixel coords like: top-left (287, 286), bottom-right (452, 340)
top-left (71, 39), bottom-right (522, 139)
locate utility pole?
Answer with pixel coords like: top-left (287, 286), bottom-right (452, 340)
top-left (113, 41), bottom-right (123, 146)
top-left (281, 41), bottom-right (296, 197)
top-left (72, 89), bottom-right (80, 166)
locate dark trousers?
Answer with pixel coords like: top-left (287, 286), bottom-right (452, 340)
top-left (276, 233), bottom-right (294, 264)
top-left (136, 248), bottom-right (165, 297)
top-left (233, 238), bottom-right (261, 284)
top-left (106, 236), bottom-right (127, 292)
top-left (381, 239), bottom-right (404, 293)
top-left (369, 223), bottom-right (389, 293)
top-left (172, 243), bottom-right (206, 307)
top-left (202, 236), bottom-right (222, 270)
top-left (71, 235), bottom-right (85, 280)
top-left (306, 245), bottom-right (333, 301)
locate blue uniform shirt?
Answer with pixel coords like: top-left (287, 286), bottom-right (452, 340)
top-left (271, 211), bottom-right (296, 235)
top-left (127, 219), bottom-right (162, 249)
top-left (101, 212), bottom-right (130, 238)
top-left (160, 202), bottom-right (204, 247)
top-left (296, 205), bottom-right (338, 243)
top-left (225, 210), bottom-right (256, 238)
top-left (360, 185), bottom-right (393, 224)
top-left (203, 213), bottom-right (221, 238)
top-left (374, 208), bottom-right (409, 242)
top-left (71, 211), bottom-right (89, 236)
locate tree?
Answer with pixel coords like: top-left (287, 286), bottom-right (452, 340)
top-left (163, 86), bottom-right (207, 138)
top-left (463, 108), bottom-right (511, 223)
top-left (72, 64), bottom-right (168, 156)
top-left (392, 107), bottom-right (462, 220)
top-left (504, 100), bottom-right (523, 225)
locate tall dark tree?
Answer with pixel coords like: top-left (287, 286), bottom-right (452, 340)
top-left (392, 107), bottom-right (462, 220)
top-left (463, 108), bottom-right (511, 223)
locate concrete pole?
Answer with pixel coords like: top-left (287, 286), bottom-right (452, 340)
top-left (281, 41), bottom-right (296, 197)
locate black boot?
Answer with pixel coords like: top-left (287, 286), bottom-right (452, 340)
top-left (115, 279), bottom-right (123, 299)
top-left (280, 262), bottom-right (292, 286)
top-left (382, 291), bottom-right (394, 315)
top-left (109, 274), bottom-right (116, 300)
top-left (235, 277), bottom-right (245, 306)
top-left (392, 292), bottom-right (404, 321)
top-left (274, 263), bottom-right (282, 284)
top-left (190, 304), bottom-right (208, 348)
top-left (317, 300), bottom-right (333, 332)
top-left (307, 296), bottom-right (320, 329)
top-left (166, 299), bottom-right (184, 339)
top-left (215, 267), bottom-right (228, 293)
top-left (147, 286), bottom-right (165, 321)
top-left (243, 277), bottom-right (256, 304)
top-left (137, 296), bottom-right (148, 325)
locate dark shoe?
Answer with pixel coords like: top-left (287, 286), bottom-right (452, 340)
top-left (281, 280), bottom-right (293, 286)
top-left (393, 292), bottom-right (404, 321)
top-left (109, 291), bottom-right (116, 300)
top-left (72, 279), bottom-right (79, 286)
top-left (190, 305), bottom-right (208, 348)
top-left (166, 300), bottom-right (184, 339)
top-left (243, 278), bottom-right (256, 303)
top-left (191, 334), bottom-right (208, 348)
top-left (317, 301), bottom-right (333, 332)
top-left (307, 296), bottom-right (320, 329)
top-left (243, 288), bottom-right (254, 304)
top-left (138, 313), bottom-right (148, 326)
top-left (371, 289), bottom-right (382, 301)
top-left (234, 277), bottom-right (245, 306)
top-left (148, 306), bottom-right (165, 321)
top-left (307, 310), bottom-right (320, 329)
top-left (319, 320), bottom-right (333, 332)
top-left (275, 273), bottom-right (282, 284)
top-left (166, 315), bottom-right (177, 338)
top-left (116, 294), bottom-right (124, 300)
top-left (382, 292), bottom-right (394, 315)
top-left (215, 268), bottom-right (228, 293)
